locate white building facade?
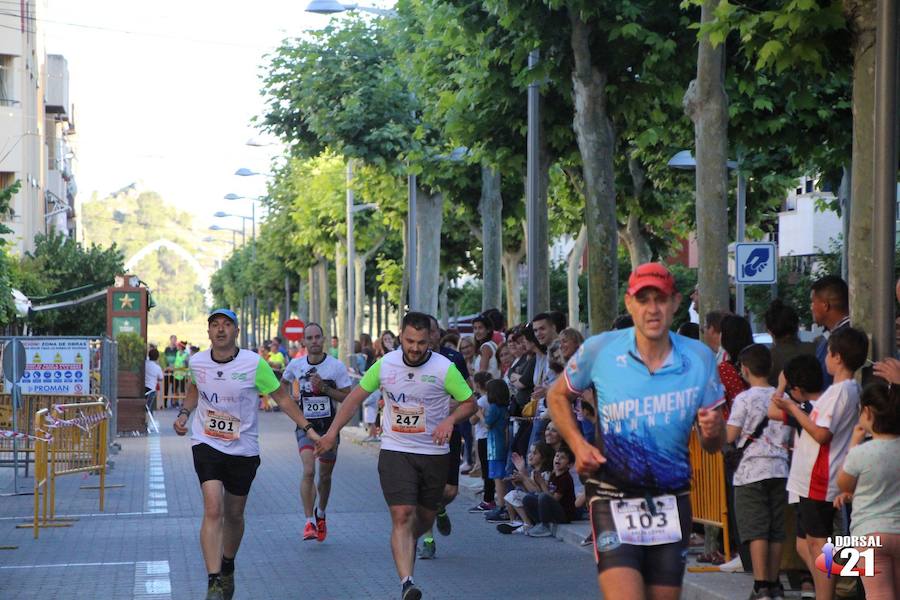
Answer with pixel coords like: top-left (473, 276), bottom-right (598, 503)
top-left (0, 2), bottom-right (77, 256)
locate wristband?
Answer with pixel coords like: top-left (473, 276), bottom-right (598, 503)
top-left (178, 408), bottom-right (191, 418)
top-left (303, 423), bottom-right (314, 433)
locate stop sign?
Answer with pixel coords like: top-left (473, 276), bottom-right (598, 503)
top-left (282, 319), bottom-right (306, 342)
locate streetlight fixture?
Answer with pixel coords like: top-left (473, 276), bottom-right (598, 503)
top-left (668, 150), bottom-right (746, 316)
top-left (228, 175), bottom-right (265, 348)
top-left (305, 0), bottom-right (397, 17)
top-left (204, 234), bottom-right (236, 249)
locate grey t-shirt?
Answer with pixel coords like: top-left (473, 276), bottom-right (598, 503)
top-left (841, 437), bottom-right (900, 537)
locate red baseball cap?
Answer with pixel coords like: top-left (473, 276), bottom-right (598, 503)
top-left (627, 263), bottom-right (677, 296)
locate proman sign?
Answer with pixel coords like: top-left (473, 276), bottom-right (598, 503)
top-left (5, 339), bottom-right (91, 395)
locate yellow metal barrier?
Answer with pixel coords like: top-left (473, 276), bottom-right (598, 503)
top-left (160, 369), bottom-right (186, 408)
top-left (22, 401), bottom-right (109, 539)
top-left (0, 394), bottom-right (104, 471)
top-left (688, 429), bottom-right (731, 561)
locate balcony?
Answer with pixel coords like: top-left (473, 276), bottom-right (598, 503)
top-left (45, 55), bottom-right (69, 118)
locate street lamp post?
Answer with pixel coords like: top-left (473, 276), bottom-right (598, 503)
top-left (227, 181), bottom-right (261, 348)
top-left (346, 159), bottom-right (356, 359)
top-left (668, 151), bottom-right (746, 316)
top-left (526, 49), bottom-right (548, 320)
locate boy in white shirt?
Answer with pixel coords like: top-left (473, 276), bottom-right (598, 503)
top-left (771, 327), bottom-right (868, 600)
top-left (727, 344), bottom-right (793, 600)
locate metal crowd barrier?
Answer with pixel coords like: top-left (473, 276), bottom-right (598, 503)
top-left (0, 394), bottom-right (95, 473)
top-left (159, 368), bottom-right (186, 409)
top-left (22, 401), bottom-right (109, 539)
top-left (688, 429), bottom-right (731, 561)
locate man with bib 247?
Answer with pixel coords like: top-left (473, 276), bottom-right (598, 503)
top-left (547, 263), bottom-right (726, 600)
top-left (316, 312), bottom-right (477, 600)
top-left (174, 309), bottom-right (321, 600)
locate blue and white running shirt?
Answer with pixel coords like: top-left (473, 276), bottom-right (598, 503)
top-left (565, 328), bottom-right (725, 492)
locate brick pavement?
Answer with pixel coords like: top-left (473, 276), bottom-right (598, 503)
top-left (0, 410), bottom-right (598, 600)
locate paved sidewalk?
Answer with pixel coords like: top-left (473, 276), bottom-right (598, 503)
top-left (1, 411), bottom-right (597, 600)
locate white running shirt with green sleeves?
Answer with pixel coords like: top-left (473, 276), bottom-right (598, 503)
top-left (359, 349), bottom-right (473, 456)
top-left (188, 349), bottom-right (281, 457)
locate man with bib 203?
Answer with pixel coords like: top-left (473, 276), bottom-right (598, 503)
top-left (174, 309), bottom-right (321, 600)
top-left (281, 322), bottom-right (352, 542)
top-left (316, 312), bottom-right (477, 600)
top-left (547, 263), bottom-right (726, 600)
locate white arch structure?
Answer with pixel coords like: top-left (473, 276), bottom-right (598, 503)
top-left (124, 238), bottom-right (212, 306)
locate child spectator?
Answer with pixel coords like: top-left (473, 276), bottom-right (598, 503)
top-left (522, 445), bottom-right (577, 538)
top-left (772, 327), bottom-right (867, 600)
top-left (497, 442), bottom-right (555, 535)
top-left (834, 383), bottom-right (900, 600)
top-left (483, 379), bottom-right (510, 523)
top-left (726, 344), bottom-right (793, 600)
top-left (470, 372), bottom-right (495, 512)
top-left (767, 353), bottom-right (823, 598)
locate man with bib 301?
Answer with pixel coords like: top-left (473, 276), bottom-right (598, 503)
top-left (316, 311), bottom-right (476, 600)
top-left (547, 263), bottom-right (726, 600)
top-left (174, 308), bottom-right (320, 600)
top-left (281, 322), bottom-right (352, 543)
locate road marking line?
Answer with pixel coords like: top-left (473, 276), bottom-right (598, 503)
top-left (134, 560), bottom-right (172, 599)
top-left (146, 434), bottom-right (167, 514)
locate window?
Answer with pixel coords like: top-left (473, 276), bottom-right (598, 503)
top-left (805, 180), bottom-right (813, 193)
top-left (0, 55), bottom-right (15, 106)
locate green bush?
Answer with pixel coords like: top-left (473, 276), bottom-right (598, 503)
top-left (116, 332), bottom-right (145, 372)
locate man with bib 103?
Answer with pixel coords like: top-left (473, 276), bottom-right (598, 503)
top-left (547, 263), bottom-right (726, 600)
top-left (280, 322), bottom-right (352, 543)
top-left (315, 311), bottom-right (477, 600)
top-left (174, 308), bottom-right (320, 600)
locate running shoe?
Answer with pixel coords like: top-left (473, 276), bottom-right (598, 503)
top-left (467, 501), bottom-right (495, 513)
top-left (401, 580), bottom-right (422, 600)
top-left (435, 509), bottom-right (451, 536)
top-left (205, 579), bottom-right (224, 600)
top-left (768, 583), bottom-right (785, 600)
top-left (527, 523), bottom-right (553, 537)
top-left (747, 588), bottom-right (772, 600)
top-left (417, 539), bottom-right (436, 560)
top-left (485, 507), bottom-right (509, 523)
top-left (315, 511), bottom-right (327, 542)
top-left (219, 573), bottom-right (234, 600)
top-left (496, 521), bottom-right (524, 534)
top-left (302, 521), bottom-right (318, 541)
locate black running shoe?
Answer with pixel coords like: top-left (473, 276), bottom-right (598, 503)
top-left (401, 580), bottom-right (422, 600)
top-left (435, 509), bottom-right (451, 536)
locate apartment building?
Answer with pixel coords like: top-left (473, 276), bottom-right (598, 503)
top-left (0, 2), bottom-right (77, 256)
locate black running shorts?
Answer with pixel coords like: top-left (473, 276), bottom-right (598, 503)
top-left (192, 443), bottom-right (261, 497)
top-left (589, 493), bottom-right (693, 587)
top-left (377, 449), bottom-right (449, 511)
top-left (445, 427), bottom-right (462, 487)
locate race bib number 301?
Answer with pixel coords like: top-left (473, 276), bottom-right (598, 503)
top-left (391, 403), bottom-right (425, 433)
top-left (204, 410), bottom-right (241, 441)
top-left (610, 495), bottom-right (682, 546)
top-left (302, 397), bottom-right (331, 419)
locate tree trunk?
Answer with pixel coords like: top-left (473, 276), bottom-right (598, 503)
top-left (502, 224), bottom-right (527, 326)
top-left (354, 237), bottom-right (385, 340)
top-left (368, 294), bottom-right (374, 338)
top-left (308, 266), bottom-right (319, 331)
top-left (415, 188), bottom-right (443, 315)
top-left (317, 258), bottom-right (330, 340)
top-left (684, 0), bottom-right (730, 320)
top-left (335, 242), bottom-right (347, 361)
top-left (439, 274), bottom-right (450, 328)
top-left (297, 276), bottom-right (307, 321)
top-left (480, 165), bottom-right (503, 312)
top-left (399, 218), bottom-right (409, 324)
top-left (619, 211), bottom-right (653, 271)
top-left (376, 292), bottom-right (383, 336)
top-left (571, 13), bottom-right (619, 334)
top-left (568, 225), bottom-right (588, 331)
top-left (845, 0), bottom-right (877, 332)
top-left (840, 165), bottom-right (851, 282)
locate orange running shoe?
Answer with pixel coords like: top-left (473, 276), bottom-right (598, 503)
top-left (315, 511), bottom-right (327, 542)
top-left (303, 521), bottom-right (317, 541)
